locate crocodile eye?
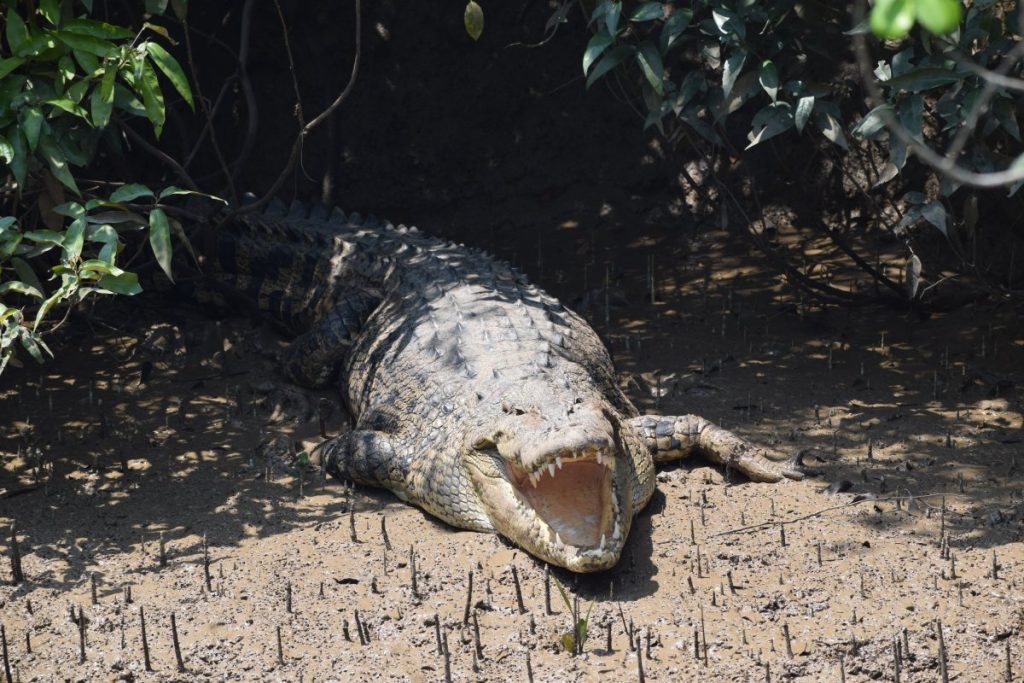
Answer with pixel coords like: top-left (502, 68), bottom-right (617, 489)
top-left (472, 437), bottom-right (495, 450)
top-left (514, 408), bottom-right (526, 416)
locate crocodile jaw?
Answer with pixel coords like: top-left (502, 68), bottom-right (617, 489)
top-left (465, 443), bottom-right (632, 572)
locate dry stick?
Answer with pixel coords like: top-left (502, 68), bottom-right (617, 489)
top-left (783, 623), bottom-right (793, 658)
top-left (472, 611), bottom-right (483, 661)
top-left (1006, 638), bottom-right (1013, 682)
top-left (24, 630), bottom-right (30, 655)
top-left (434, 613), bottom-right (443, 655)
top-left (442, 629), bottom-right (452, 683)
top-left (525, 649), bottom-right (534, 683)
top-left (463, 571), bottom-right (474, 625)
top-left (276, 626), bottom-right (284, 665)
top-left (713, 493), bottom-right (962, 538)
top-left (8, 525), bottom-right (23, 585)
top-left (544, 565), bottom-right (553, 615)
top-left (699, 604), bottom-right (708, 665)
top-left (227, 0), bottom-right (363, 220)
top-left (511, 565), bottom-right (527, 614)
top-left (171, 612), bottom-right (186, 672)
top-left (286, 582), bottom-right (293, 614)
top-left (410, 546), bottom-right (419, 598)
top-left (78, 607), bottom-right (86, 663)
top-left (1, 623), bottom-right (11, 683)
top-left (636, 633), bottom-right (646, 683)
top-left (380, 516), bottom-right (391, 551)
top-left (140, 606), bottom-right (153, 672)
top-left (91, 573), bottom-right (98, 605)
top-left (936, 620), bottom-right (949, 683)
top-left (203, 535), bottom-right (212, 593)
top-left (353, 611), bottom-right (367, 646)
top-left (159, 533), bottom-right (167, 568)
top-left (349, 488), bottom-right (358, 542)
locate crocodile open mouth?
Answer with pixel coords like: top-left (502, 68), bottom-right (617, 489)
top-left (506, 448), bottom-right (619, 552)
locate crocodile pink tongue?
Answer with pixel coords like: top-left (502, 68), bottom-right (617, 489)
top-left (513, 460), bottom-right (610, 548)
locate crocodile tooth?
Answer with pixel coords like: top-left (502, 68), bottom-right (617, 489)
top-left (547, 463), bottom-right (556, 478)
top-left (556, 456), bottom-right (563, 470)
top-left (529, 471), bottom-right (539, 487)
top-left (555, 532), bottom-right (564, 548)
top-left (612, 520), bottom-right (622, 541)
top-left (599, 533), bottom-right (607, 551)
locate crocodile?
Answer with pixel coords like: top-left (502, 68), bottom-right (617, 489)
top-left (206, 200), bottom-right (804, 572)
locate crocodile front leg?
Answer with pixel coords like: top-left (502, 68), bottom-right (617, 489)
top-left (626, 415), bottom-right (804, 482)
top-left (321, 430), bottom-right (407, 492)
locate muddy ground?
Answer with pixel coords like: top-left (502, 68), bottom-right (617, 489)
top-left (3, 2), bottom-right (1024, 681)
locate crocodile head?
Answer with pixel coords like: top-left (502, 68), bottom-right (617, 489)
top-left (464, 400), bottom-right (634, 572)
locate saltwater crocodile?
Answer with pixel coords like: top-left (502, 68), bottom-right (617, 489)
top-left (207, 200), bottom-right (803, 572)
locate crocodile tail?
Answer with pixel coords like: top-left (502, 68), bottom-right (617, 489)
top-left (206, 198), bottom-right (361, 332)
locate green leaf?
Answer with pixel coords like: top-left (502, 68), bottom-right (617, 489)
top-left (630, 3), bottom-right (663, 22)
top-left (91, 66), bottom-right (117, 127)
top-left (144, 42), bottom-right (193, 109)
top-left (586, 45), bottom-right (635, 89)
top-left (157, 186), bottom-right (225, 202)
top-left (605, 1), bottom-right (622, 35)
top-left (722, 49), bottom-right (747, 99)
top-left (21, 107), bottom-right (44, 151)
top-left (916, 0), bottom-right (961, 35)
top-left (111, 184), bottom-right (155, 202)
top-left (23, 229), bottom-right (67, 244)
top-left (73, 49), bottom-right (101, 75)
top-left (636, 41), bottom-right (664, 95)
top-left (15, 33), bottom-right (57, 58)
top-left (583, 32), bottom-right (614, 76)
top-left (815, 112), bottom-right (849, 150)
top-left (138, 59), bottom-right (165, 136)
top-left (67, 78), bottom-right (90, 104)
top-left (62, 19), bottom-right (134, 39)
top-left (885, 67), bottom-right (964, 92)
top-left (746, 102), bottom-right (794, 149)
top-left (795, 95), bottom-right (814, 133)
top-left (97, 271), bottom-right (141, 295)
top-left (0, 135), bottom-right (13, 165)
top-left (63, 216), bottom-right (86, 260)
top-left (0, 280), bottom-right (43, 299)
top-left (20, 333), bottom-right (50, 363)
top-left (149, 207), bottom-right (173, 282)
top-left (39, 0), bottom-right (61, 26)
top-left (851, 104), bottom-right (895, 139)
top-left (11, 258), bottom-right (44, 296)
top-left (38, 137), bottom-right (80, 195)
top-left (660, 8), bottom-right (692, 52)
top-left (5, 9), bottom-right (29, 53)
top-left (45, 97), bottom-right (89, 120)
top-left (0, 57), bottom-right (25, 80)
top-left (9, 130), bottom-right (27, 189)
top-left (0, 217), bottom-right (16, 233)
top-left (759, 60), bottom-right (779, 102)
top-left (170, 0), bottom-right (188, 21)
top-left (464, 1), bottom-right (484, 41)
top-left (57, 30), bottom-right (116, 57)
top-left (871, 0), bottom-right (916, 40)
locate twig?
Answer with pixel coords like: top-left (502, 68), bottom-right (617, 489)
top-left (851, 0), bottom-right (1024, 189)
top-left (230, 0), bottom-right (259, 190)
top-left (182, 11), bottom-right (237, 204)
top-left (713, 492), bottom-right (964, 537)
top-left (228, 0), bottom-right (362, 219)
top-left (116, 120), bottom-right (198, 191)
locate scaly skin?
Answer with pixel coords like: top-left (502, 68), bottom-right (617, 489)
top-left (210, 200), bottom-right (803, 572)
